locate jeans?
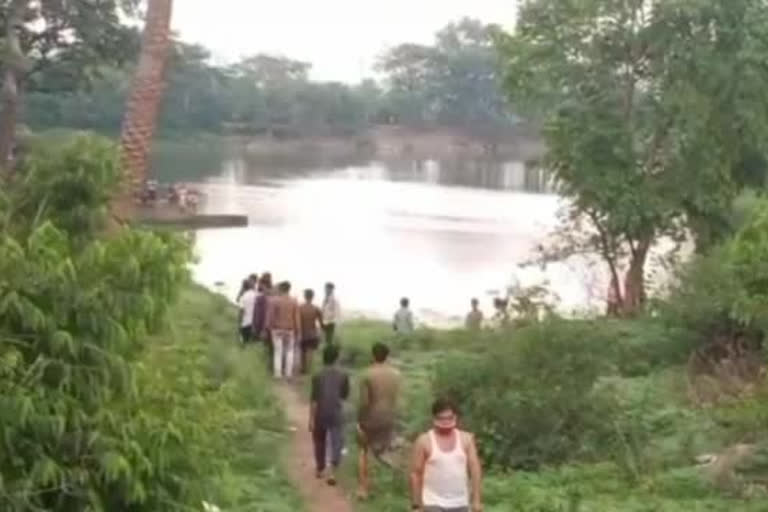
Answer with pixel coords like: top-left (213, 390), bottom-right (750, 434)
top-left (312, 422), bottom-right (343, 471)
top-left (271, 329), bottom-right (296, 378)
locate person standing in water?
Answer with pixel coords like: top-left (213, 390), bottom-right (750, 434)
top-left (394, 297), bottom-right (415, 335)
top-left (321, 282), bottom-right (341, 344)
top-left (309, 344), bottom-right (350, 485)
top-left (265, 281), bottom-right (302, 379)
top-left (357, 342), bottom-right (401, 499)
top-left (409, 398), bottom-right (484, 512)
top-left (299, 289), bottom-right (324, 374)
top-left (465, 298), bottom-right (484, 331)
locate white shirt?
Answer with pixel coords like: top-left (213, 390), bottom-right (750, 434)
top-left (422, 430), bottom-right (470, 508)
top-left (393, 307), bottom-right (414, 334)
top-left (322, 295), bottom-right (341, 324)
top-left (238, 289), bottom-right (257, 327)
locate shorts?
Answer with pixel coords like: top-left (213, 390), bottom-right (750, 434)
top-left (240, 326), bottom-right (254, 344)
top-left (301, 337), bottom-right (320, 351)
top-left (356, 420), bottom-right (395, 456)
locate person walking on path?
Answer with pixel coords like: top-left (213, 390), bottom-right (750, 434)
top-left (409, 398), bottom-right (484, 512)
top-left (394, 297), bottom-right (415, 335)
top-left (300, 289), bottom-right (324, 374)
top-left (465, 299), bottom-right (484, 331)
top-left (309, 344), bottom-right (350, 486)
top-left (255, 273), bottom-right (275, 370)
top-left (265, 281), bottom-right (302, 379)
top-left (321, 282), bottom-right (341, 344)
top-left (356, 342), bottom-right (401, 499)
top-left (237, 279), bottom-right (257, 345)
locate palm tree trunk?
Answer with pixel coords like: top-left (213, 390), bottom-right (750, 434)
top-left (0, 0), bottom-right (27, 177)
top-left (115, 0), bottom-right (174, 220)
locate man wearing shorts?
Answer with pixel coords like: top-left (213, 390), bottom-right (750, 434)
top-left (356, 342), bottom-right (401, 499)
top-left (409, 398), bottom-right (483, 512)
top-left (299, 289), bottom-right (323, 374)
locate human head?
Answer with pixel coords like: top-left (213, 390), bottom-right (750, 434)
top-left (325, 282), bottom-right (335, 295)
top-left (471, 298), bottom-right (479, 309)
top-left (304, 289), bottom-right (315, 302)
top-left (240, 278), bottom-right (252, 292)
top-left (278, 281), bottom-right (291, 294)
top-left (248, 273), bottom-right (258, 285)
top-left (400, 297), bottom-right (409, 308)
top-left (259, 272), bottom-right (273, 289)
top-left (372, 342), bottom-right (390, 363)
top-left (431, 397), bottom-right (460, 433)
top-left (323, 344), bottom-right (340, 365)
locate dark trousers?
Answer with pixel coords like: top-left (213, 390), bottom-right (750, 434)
top-left (312, 422), bottom-right (343, 471)
top-left (323, 323), bottom-right (336, 344)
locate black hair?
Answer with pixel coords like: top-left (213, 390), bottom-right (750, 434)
top-left (278, 281), bottom-right (291, 293)
top-left (304, 289), bottom-right (315, 300)
top-left (400, 297), bottom-right (410, 307)
top-left (323, 344), bottom-right (340, 365)
top-left (471, 298), bottom-right (479, 305)
top-left (372, 342), bottom-right (390, 363)
top-left (325, 282), bottom-right (335, 290)
top-left (431, 397), bottom-right (460, 417)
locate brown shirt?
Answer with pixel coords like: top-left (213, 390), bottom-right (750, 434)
top-left (265, 294), bottom-right (301, 332)
top-left (299, 303), bottom-right (322, 340)
top-left (357, 363), bottom-right (401, 428)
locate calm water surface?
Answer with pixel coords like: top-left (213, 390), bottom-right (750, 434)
top-left (183, 151), bottom-right (607, 324)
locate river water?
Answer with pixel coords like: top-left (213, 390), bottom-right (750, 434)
top-left (168, 146), bottom-right (610, 324)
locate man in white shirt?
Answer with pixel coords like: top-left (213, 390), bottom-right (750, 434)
top-left (393, 297), bottom-right (415, 335)
top-left (237, 281), bottom-right (258, 345)
top-left (321, 282), bottom-right (341, 345)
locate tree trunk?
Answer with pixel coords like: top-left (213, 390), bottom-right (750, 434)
top-left (115, 0), bottom-right (174, 220)
top-left (0, 0), bottom-right (27, 176)
top-left (622, 238), bottom-right (651, 315)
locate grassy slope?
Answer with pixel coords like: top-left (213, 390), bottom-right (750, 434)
top-left (139, 284), bottom-right (303, 512)
top-left (331, 320), bottom-right (766, 512)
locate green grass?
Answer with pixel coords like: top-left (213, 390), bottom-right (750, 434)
top-left (139, 284), bottom-right (303, 512)
top-left (328, 320), bottom-right (768, 512)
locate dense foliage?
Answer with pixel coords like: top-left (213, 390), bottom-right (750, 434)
top-left (499, 0), bottom-right (768, 311)
top-left (0, 135), bottom-right (301, 510)
top-left (23, 18), bottom-right (515, 138)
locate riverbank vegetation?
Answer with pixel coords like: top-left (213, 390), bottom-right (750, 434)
top-left (0, 135), bottom-right (300, 511)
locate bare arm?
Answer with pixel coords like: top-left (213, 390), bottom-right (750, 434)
top-left (466, 433), bottom-right (483, 510)
top-left (409, 435), bottom-right (428, 508)
top-left (294, 301), bottom-right (302, 339)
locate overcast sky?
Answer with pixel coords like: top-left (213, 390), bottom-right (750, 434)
top-left (172, 0), bottom-right (517, 83)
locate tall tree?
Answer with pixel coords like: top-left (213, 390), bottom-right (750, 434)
top-left (499, 0), bottom-right (768, 313)
top-left (0, 0), bottom-right (138, 174)
top-left (116, 0), bottom-right (173, 219)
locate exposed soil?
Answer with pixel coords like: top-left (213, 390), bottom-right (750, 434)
top-left (275, 383), bottom-right (355, 512)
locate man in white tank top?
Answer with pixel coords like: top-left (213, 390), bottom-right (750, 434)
top-left (408, 398), bottom-right (483, 512)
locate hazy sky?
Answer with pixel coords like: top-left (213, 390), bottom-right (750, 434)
top-left (172, 0), bottom-right (517, 83)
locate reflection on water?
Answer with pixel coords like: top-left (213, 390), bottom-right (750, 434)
top-left (190, 152), bottom-right (603, 324)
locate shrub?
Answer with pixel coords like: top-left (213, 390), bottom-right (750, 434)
top-left (432, 319), bottom-right (619, 470)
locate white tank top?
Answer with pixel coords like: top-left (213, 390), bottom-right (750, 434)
top-left (422, 430), bottom-right (470, 508)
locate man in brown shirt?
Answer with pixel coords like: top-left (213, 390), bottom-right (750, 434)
top-left (299, 289), bottom-right (323, 375)
top-left (265, 281), bottom-right (302, 379)
top-left (356, 342), bottom-right (401, 499)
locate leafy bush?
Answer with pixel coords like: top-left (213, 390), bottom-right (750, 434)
top-left (432, 319), bottom-right (620, 470)
top-left (663, 199), bottom-right (768, 344)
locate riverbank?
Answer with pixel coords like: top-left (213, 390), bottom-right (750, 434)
top-left (147, 284), bottom-right (303, 510)
top-left (324, 320), bottom-right (768, 512)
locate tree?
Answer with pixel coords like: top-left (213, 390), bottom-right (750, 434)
top-left (499, 0), bottom-right (768, 314)
top-left (376, 18), bottom-right (512, 131)
top-left (117, 0), bottom-right (173, 220)
top-left (0, 0), bottom-right (139, 173)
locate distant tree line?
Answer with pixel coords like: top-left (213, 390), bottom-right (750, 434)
top-left (22, 18), bottom-right (517, 138)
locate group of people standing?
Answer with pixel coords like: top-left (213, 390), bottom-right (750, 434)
top-left (237, 274), bottom-right (484, 511)
top-left (236, 273), bottom-right (341, 378)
